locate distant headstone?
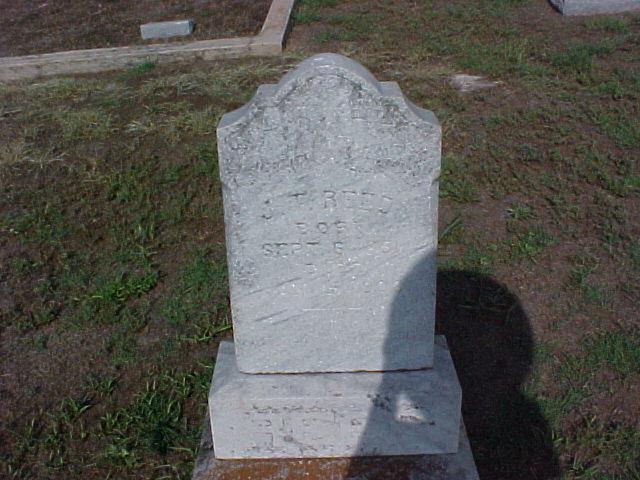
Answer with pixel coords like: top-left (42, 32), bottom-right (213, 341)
top-left (451, 74), bottom-right (500, 93)
top-left (217, 53), bottom-right (440, 374)
top-left (550, 0), bottom-right (640, 15)
top-left (140, 20), bottom-right (194, 40)
top-left (203, 54), bottom-right (477, 474)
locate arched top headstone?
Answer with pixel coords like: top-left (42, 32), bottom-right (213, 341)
top-left (218, 53), bottom-right (440, 184)
top-left (217, 53), bottom-right (441, 374)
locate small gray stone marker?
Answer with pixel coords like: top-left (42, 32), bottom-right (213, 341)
top-left (140, 20), bottom-right (194, 40)
top-left (218, 53), bottom-right (441, 374)
top-left (451, 74), bottom-right (500, 93)
top-left (203, 54), bottom-right (477, 474)
top-left (550, 0), bottom-right (640, 15)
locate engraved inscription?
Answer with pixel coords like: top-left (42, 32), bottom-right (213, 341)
top-left (323, 189), bottom-right (392, 213)
top-left (262, 241), bottom-right (322, 258)
top-left (261, 189), bottom-right (395, 260)
top-left (249, 401), bottom-right (368, 451)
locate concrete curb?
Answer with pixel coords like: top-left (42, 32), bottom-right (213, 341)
top-left (0, 0), bottom-right (296, 82)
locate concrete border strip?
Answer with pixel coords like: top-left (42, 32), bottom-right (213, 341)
top-left (0, 0), bottom-right (297, 82)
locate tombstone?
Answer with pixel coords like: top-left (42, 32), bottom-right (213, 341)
top-left (217, 53), bottom-right (439, 374)
top-left (549, 0), bottom-right (640, 15)
top-left (199, 54), bottom-right (478, 478)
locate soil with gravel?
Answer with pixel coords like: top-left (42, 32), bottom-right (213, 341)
top-left (0, 0), bottom-right (272, 57)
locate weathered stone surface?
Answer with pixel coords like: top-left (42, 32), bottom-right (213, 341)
top-left (217, 53), bottom-right (441, 374)
top-left (140, 20), bottom-right (194, 40)
top-left (193, 418), bottom-right (479, 479)
top-left (550, 0), bottom-right (640, 15)
top-left (208, 337), bottom-right (461, 459)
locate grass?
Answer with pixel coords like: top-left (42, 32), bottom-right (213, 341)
top-left (440, 155), bottom-right (481, 203)
top-left (0, 60), bottom-right (264, 478)
top-left (314, 12), bottom-right (383, 42)
top-left (459, 39), bottom-right (536, 76)
top-left (162, 250), bottom-right (228, 332)
top-left (100, 374), bottom-right (194, 461)
top-left (117, 61), bottom-right (156, 81)
top-left (92, 271), bottom-right (158, 305)
top-left (1, 1), bottom-right (640, 479)
top-left (510, 227), bottom-right (557, 262)
top-left (126, 104), bottom-right (220, 145)
top-left (628, 241), bottom-right (640, 268)
top-left (582, 330), bottom-right (640, 380)
top-left (6, 205), bottom-right (67, 246)
top-left (543, 327), bottom-right (640, 476)
top-left (56, 109), bottom-right (114, 143)
top-left (590, 106), bottom-right (640, 149)
top-left (567, 256), bottom-right (613, 307)
top-left (551, 41), bottom-right (614, 74)
top-left (560, 419), bottom-right (640, 479)
top-left (580, 151), bottom-right (640, 198)
top-left (461, 244), bottom-right (497, 274)
top-left (294, 0), bottom-right (338, 24)
top-left (585, 17), bottom-right (630, 34)
top-left (507, 203), bottom-right (535, 220)
top-left (551, 327), bottom-right (640, 404)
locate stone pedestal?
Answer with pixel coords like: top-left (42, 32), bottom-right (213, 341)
top-left (192, 416), bottom-right (479, 480)
top-left (209, 337), bottom-right (461, 459)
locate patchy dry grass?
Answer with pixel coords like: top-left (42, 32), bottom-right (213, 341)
top-left (0, 59), bottom-right (285, 479)
top-left (1, 0), bottom-right (639, 479)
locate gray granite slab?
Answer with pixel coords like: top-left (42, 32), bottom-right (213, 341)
top-left (193, 414), bottom-right (478, 480)
top-left (550, 0), bottom-right (640, 15)
top-left (217, 53), bottom-right (441, 374)
top-left (140, 20), bottom-right (194, 40)
top-left (208, 337), bottom-right (461, 459)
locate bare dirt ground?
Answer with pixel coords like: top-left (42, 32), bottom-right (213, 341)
top-left (0, 0), bottom-right (272, 57)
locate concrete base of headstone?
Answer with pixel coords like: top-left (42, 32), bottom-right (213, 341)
top-left (208, 336), bottom-right (462, 459)
top-left (549, 0), bottom-right (640, 15)
top-left (192, 413), bottom-right (479, 480)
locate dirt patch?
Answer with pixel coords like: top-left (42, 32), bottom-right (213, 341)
top-left (0, 0), bottom-right (272, 57)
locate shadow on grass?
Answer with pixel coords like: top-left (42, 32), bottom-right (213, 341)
top-left (344, 266), bottom-right (559, 480)
top-left (436, 269), bottom-right (559, 479)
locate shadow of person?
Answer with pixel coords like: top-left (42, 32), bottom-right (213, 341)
top-left (344, 261), bottom-right (560, 480)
